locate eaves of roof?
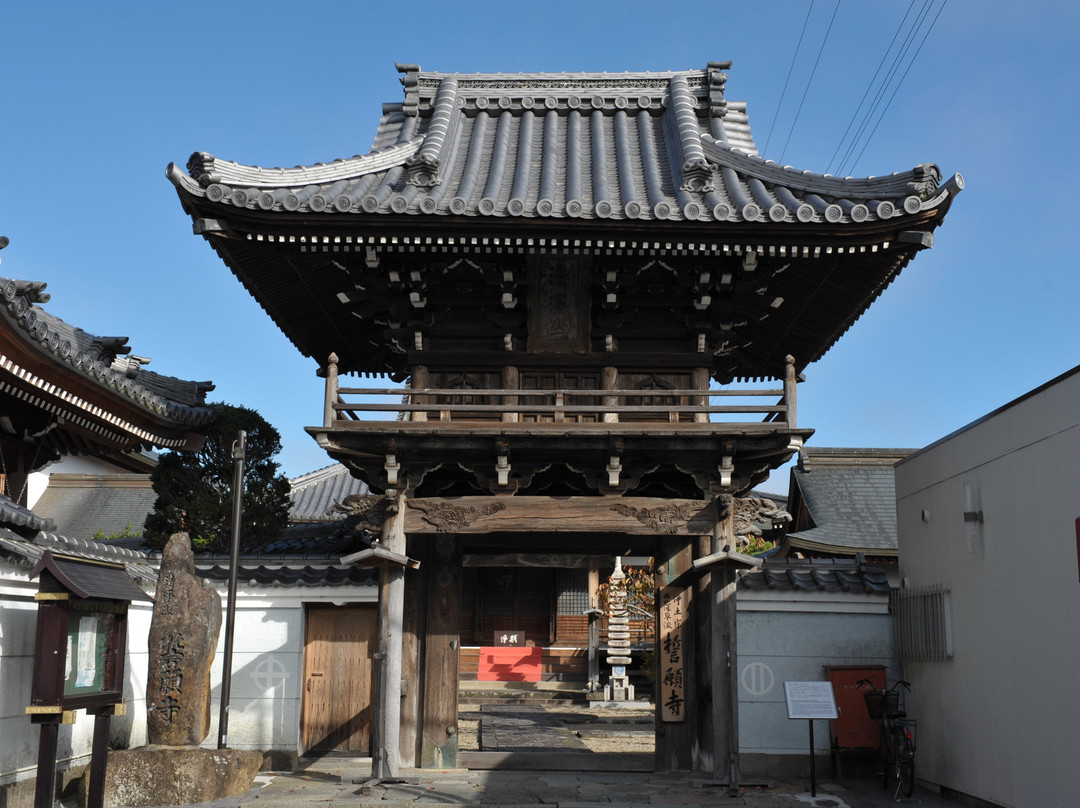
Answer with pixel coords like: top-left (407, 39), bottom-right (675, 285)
top-left (170, 63), bottom-right (961, 229)
top-left (1, 275), bottom-right (218, 449)
top-left (0, 492), bottom-right (56, 535)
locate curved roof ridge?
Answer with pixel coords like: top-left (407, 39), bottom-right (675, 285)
top-left (184, 141), bottom-right (422, 190)
top-left (702, 135), bottom-right (955, 201)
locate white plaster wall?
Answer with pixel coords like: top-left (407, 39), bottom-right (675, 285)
top-left (738, 604), bottom-right (897, 755)
top-left (0, 568), bottom-right (152, 789)
top-left (895, 368), bottom-right (1080, 808)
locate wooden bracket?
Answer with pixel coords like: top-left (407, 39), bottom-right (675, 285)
top-left (385, 454), bottom-right (400, 486)
top-left (495, 454), bottom-right (511, 487)
top-left (606, 455), bottom-right (622, 487)
top-left (719, 455), bottom-right (733, 488)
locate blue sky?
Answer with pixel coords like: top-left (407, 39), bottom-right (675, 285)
top-left (3, 1), bottom-right (1077, 490)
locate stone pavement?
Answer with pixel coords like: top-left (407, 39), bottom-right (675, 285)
top-left (215, 767), bottom-right (965, 808)
top-left (186, 704), bottom-right (967, 808)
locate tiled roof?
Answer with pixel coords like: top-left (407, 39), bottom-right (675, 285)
top-left (0, 527), bottom-right (157, 585)
top-left (259, 519), bottom-right (364, 555)
top-left (289, 463), bottom-right (370, 522)
top-left (786, 449), bottom-right (911, 554)
top-left (170, 63), bottom-right (960, 227)
top-left (740, 557), bottom-right (890, 594)
top-left (1, 274), bottom-right (217, 449)
top-left (197, 561), bottom-right (378, 588)
top-left (31, 474), bottom-right (156, 541)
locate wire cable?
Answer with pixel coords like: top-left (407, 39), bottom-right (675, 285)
top-left (763, 0), bottom-right (816, 158)
top-left (826, 0), bottom-right (919, 175)
top-left (845, 0), bottom-right (949, 174)
top-left (835, 0), bottom-right (934, 174)
top-left (779, 0), bottom-right (843, 164)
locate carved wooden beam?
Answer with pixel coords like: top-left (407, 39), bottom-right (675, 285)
top-left (404, 495), bottom-right (717, 534)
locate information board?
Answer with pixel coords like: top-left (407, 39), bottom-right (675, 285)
top-left (784, 681), bottom-right (838, 720)
top-left (63, 607), bottom-right (116, 697)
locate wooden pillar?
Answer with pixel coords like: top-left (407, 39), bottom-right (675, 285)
top-left (502, 365), bottom-right (519, 423)
top-left (419, 534), bottom-right (462, 768)
top-left (323, 353), bottom-right (338, 428)
top-left (32, 717), bottom-right (60, 808)
top-left (373, 493), bottom-right (407, 778)
top-left (692, 367), bottom-right (709, 424)
top-left (693, 532), bottom-right (714, 768)
top-left (602, 366), bottom-right (618, 423)
top-left (586, 557), bottom-right (601, 691)
top-left (783, 355), bottom-right (797, 428)
top-left (710, 495), bottom-right (741, 794)
top-left (412, 365), bottom-right (429, 422)
top-left (85, 709), bottom-right (112, 808)
top-left (399, 536), bottom-right (423, 768)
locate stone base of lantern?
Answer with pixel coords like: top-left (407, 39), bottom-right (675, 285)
top-left (603, 678), bottom-right (635, 701)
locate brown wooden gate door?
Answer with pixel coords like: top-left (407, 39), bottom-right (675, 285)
top-left (301, 606), bottom-right (376, 754)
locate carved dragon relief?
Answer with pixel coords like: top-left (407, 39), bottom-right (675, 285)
top-left (409, 500), bottom-right (506, 532)
top-left (610, 502), bottom-right (700, 534)
top-left (327, 494), bottom-right (392, 531)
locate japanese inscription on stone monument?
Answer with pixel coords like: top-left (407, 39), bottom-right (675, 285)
top-left (146, 534), bottom-right (222, 746)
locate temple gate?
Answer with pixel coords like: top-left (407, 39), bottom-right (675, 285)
top-left (169, 61), bottom-right (959, 783)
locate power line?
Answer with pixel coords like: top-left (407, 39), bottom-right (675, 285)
top-left (763, 0), bottom-right (817, 158)
top-left (836, 0), bottom-right (936, 174)
top-left (826, 0), bottom-right (919, 175)
top-left (779, 0), bottom-right (843, 164)
top-left (846, 0), bottom-right (948, 175)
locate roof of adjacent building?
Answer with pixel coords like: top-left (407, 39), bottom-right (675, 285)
top-left (784, 447), bottom-right (914, 556)
top-left (288, 463), bottom-right (370, 522)
top-left (1, 270), bottom-right (217, 455)
top-left (170, 62), bottom-right (959, 228)
top-left (31, 474), bottom-right (156, 542)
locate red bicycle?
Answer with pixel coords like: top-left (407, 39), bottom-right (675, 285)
top-left (857, 678), bottom-right (916, 798)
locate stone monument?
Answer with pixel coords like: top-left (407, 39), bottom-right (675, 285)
top-left (83, 534), bottom-right (262, 806)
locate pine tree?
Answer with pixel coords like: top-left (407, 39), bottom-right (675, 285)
top-left (143, 403), bottom-right (290, 552)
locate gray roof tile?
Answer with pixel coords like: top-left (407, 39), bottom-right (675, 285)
top-left (786, 450), bottom-right (911, 554)
top-left (32, 474), bottom-right (155, 541)
top-left (0, 492), bottom-right (56, 535)
top-left (740, 558), bottom-right (890, 594)
top-left (169, 63), bottom-right (961, 227)
top-left (289, 463), bottom-right (370, 522)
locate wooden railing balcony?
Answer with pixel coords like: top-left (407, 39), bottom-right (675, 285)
top-left (320, 355), bottom-right (799, 432)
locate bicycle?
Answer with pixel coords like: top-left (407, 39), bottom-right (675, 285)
top-left (856, 678), bottom-right (917, 798)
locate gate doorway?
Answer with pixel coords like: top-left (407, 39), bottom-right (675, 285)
top-left (300, 605), bottom-right (376, 754)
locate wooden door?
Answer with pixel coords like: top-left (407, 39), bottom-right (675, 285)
top-left (301, 606), bottom-right (376, 754)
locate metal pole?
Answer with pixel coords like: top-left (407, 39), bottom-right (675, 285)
top-left (217, 429), bottom-right (246, 749)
